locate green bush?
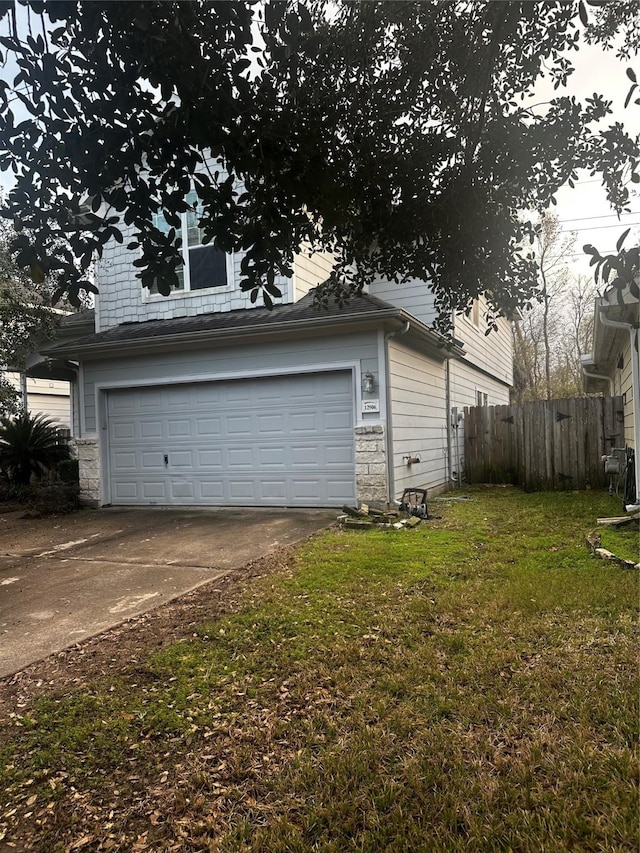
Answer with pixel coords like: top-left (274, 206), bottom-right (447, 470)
top-left (0, 479), bottom-right (31, 504)
top-left (57, 458), bottom-right (79, 483)
top-left (0, 411), bottom-right (71, 486)
top-left (26, 480), bottom-right (80, 515)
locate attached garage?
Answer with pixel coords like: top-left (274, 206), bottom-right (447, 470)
top-left (105, 370), bottom-right (356, 507)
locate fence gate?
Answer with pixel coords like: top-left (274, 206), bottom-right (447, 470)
top-left (463, 397), bottom-right (624, 491)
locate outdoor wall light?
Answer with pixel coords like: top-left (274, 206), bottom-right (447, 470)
top-left (362, 371), bottom-right (376, 393)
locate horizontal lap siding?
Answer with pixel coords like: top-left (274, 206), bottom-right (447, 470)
top-left (388, 340), bottom-right (447, 497)
top-left (82, 331), bottom-right (379, 433)
top-left (293, 250), bottom-right (335, 301)
top-left (454, 309), bottom-right (513, 387)
top-left (449, 361), bottom-right (511, 410)
top-left (5, 373), bottom-right (71, 427)
top-left (617, 338), bottom-right (635, 448)
top-left (367, 276), bottom-right (439, 327)
top-left (449, 360), bottom-right (511, 476)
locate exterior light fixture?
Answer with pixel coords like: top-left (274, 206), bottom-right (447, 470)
top-left (362, 371), bottom-right (375, 393)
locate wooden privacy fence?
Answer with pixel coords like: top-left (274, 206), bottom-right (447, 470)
top-left (463, 396), bottom-right (625, 491)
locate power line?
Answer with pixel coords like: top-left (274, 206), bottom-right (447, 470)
top-left (559, 222), bottom-right (640, 233)
top-left (556, 212), bottom-right (640, 223)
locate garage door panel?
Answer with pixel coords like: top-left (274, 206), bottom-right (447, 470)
top-left (200, 480), bottom-right (225, 499)
top-left (325, 478), bottom-right (359, 501)
top-left (166, 388), bottom-right (191, 408)
top-left (168, 419), bottom-right (192, 438)
top-left (326, 444), bottom-right (355, 465)
top-left (112, 422), bottom-right (136, 440)
top-left (170, 450), bottom-right (194, 468)
top-left (113, 451), bottom-right (137, 471)
top-left (141, 451), bottom-right (165, 469)
top-left (324, 410), bottom-right (352, 431)
top-left (226, 384), bottom-right (252, 403)
top-left (260, 480), bottom-right (287, 499)
top-left (140, 420), bottom-right (164, 439)
top-left (289, 412), bottom-right (317, 434)
top-left (171, 481), bottom-right (194, 500)
top-left (259, 447), bottom-right (286, 466)
top-left (198, 449), bottom-right (223, 468)
top-left (257, 413), bottom-right (285, 434)
top-left (139, 390), bottom-right (164, 410)
top-left (289, 444), bottom-right (319, 466)
top-left (228, 480), bottom-right (257, 500)
top-left (227, 447), bottom-right (254, 468)
top-left (196, 417), bottom-right (222, 437)
top-left (290, 479), bottom-right (320, 499)
top-left (226, 415), bottom-right (252, 436)
top-left (113, 482), bottom-right (138, 500)
top-left (110, 392), bottom-right (136, 413)
top-left (142, 482), bottom-right (166, 499)
top-left (107, 371), bottom-right (356, 506)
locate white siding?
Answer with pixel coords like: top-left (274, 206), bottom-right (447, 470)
top-left (293, 248), bottom-right (335, 301)
top-left (449, 360), bottom-right (511, 411)
top-left (4, 373), bottom-right (71, 427)
top-left (368, 275), bottom-right (439, 326)
top-left (453, 299), bottom-right (513, 386)
top-left (387, 339), bottom-right (448, 498)
top-left (613, 337), bottom-right (635, 448)
top-left (448, 360), bottom-right (511, 480)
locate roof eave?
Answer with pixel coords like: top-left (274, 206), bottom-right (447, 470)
top-left (43, 307), bottom-right (464, 360)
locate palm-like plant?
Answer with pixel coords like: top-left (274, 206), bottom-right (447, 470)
top-left (0, 412), bottom-right (71, 486)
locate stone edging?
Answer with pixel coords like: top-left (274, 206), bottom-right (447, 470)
top-left (586, 530), bottom-right (640, 571)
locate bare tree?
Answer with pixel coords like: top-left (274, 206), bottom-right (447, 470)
top-left (536, 216), bottom-right (575, 399)
top-left (512, 215), bottom-right (581, 402)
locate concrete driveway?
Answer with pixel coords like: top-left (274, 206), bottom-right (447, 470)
top-left (0, 506), bottom-right (335, 678)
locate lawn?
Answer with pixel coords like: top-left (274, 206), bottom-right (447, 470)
top-left (0, 487), bottom-right (638, 852)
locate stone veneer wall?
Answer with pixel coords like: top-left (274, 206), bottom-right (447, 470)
top-left (354, 424), bottom-right (388, 505)
top-left (72, 437), bottom-right (100, 506)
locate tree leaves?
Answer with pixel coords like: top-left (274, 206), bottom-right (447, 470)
top-left (0, 1), bottom-right (638, 317)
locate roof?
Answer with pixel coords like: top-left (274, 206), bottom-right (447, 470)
top-left (581, 277), bottom-right (639, 393)
top-left (44, 289), bottom-right (463, 359)
top-left (59, 308), bottom-right (95, 330)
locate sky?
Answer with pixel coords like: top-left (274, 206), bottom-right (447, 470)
top-left (0, 5), bottom-right (638, 290)
top-left (535, 41), bottom-right (639, 282)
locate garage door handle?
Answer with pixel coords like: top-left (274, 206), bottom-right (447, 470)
top-left (164, 454), bottom-right (169, 466)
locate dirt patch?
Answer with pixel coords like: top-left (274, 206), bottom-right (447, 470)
top-left (0, 506), bottom-right (122, 555)
top-left (0, 544), bottom-right (295, 716)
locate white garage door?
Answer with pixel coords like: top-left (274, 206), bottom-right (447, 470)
top-left (106, 371), bottom-right (356, 506)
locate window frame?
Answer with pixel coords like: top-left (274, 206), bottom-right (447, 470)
top-left (143, 197), bottom-right (235, 302)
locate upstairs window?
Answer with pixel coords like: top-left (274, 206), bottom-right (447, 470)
top-left (149, 191), bottom-right (230, 295)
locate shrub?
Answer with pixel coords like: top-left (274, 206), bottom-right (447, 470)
top-left (26, 480), bottom-right (80, 515)
top-left (0, 411), bottom-right (71, 486)
top-left (57, 458), bottom-right (79, 484)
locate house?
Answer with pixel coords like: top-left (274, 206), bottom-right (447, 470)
top-left (3, 371), bottom-right (71, 427)
top-left (36, 203), bottom-right (513, 509)
top-left (581, 279), bottom-right (639, 506)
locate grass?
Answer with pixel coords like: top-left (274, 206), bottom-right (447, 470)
top-left (598, 523), bottom-right (640, 565)
top-left (0, 487), bottom-right (638, 852)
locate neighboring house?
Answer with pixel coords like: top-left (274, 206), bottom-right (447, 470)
top-left (581, 279), bottom-right (639, 504)
top-left (3, 371), bottom-right (71, 427)
top-left (35, 203), bottom-right (513, 508)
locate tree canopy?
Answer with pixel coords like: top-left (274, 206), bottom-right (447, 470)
top-left (0, 0), bottom-right (638, 326)
top-left (0, 218), bottom-right (62, 413)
